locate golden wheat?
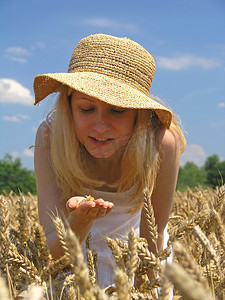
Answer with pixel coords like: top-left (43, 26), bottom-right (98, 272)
top-left (0, 185), bottom-right (224, 299)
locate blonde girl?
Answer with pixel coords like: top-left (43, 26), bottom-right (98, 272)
top-left (33, 34), bottom-right (186, 288)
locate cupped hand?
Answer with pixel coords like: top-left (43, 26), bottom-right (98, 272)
top-left (66, 196), bottom-right (114, 221)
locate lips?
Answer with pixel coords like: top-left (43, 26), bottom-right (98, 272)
top-left (89, 136), bottom-right (113, 146)
top-left (92, 137), bottom-right (111, 142)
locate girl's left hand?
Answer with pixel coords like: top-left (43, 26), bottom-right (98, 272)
top-left (66, 197), bottom-right (114, 221)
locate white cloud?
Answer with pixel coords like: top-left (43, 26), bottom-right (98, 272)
top-left (157, 55), bottom-right (220, 70)
top-left (81, 18), bottom-right (137, 32)
top-left (2, 114), bottom-right (30, 123)
top-left (0, 78), bottom-right (34, 105)
top-left (180, 144), bottom-right (207, 167)
top-left (4, 46), bottom-right (31, 64)
top-left (4, 42), bottom-right (45, 64)
top-left (23, 148), bottom-right (34, 157)
top-left (6, 46), bottom-right (31, 56)
top-left (218, 102), bottom-right (225, 108)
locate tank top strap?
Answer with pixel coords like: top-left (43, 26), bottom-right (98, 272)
top-left (44, 110), bottom-right (56, 129)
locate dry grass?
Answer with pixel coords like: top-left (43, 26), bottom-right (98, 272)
top-left (0, 185), bottom-right (224, 299)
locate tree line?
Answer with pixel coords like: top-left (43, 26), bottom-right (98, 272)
top-left (177, 154), bottom-right (225, 191)
top-left (0, 153), bottom-right (224, 195)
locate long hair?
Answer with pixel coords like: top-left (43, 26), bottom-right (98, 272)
top-left (49, 87), bottom-right (186, 213)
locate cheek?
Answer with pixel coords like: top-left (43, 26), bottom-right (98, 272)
top-left (72, 113), bottom-right (86, 140)
top-left (121, 114), bottom-right (137, 135)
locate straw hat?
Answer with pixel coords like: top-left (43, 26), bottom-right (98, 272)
top-left (33, 34), bottom-right (172, 128)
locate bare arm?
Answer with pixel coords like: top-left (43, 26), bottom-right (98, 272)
top-left (140, 127), bottom-right (180, 256)
top-left (34, 122), bottom-right (113, 259)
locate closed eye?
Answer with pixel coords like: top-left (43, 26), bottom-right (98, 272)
top-left (111, 108), bottom-right (127, 114)
top-left (80, 107), bottom-right (95, 113)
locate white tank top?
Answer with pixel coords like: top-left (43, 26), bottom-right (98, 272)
top-left (83, 187), bottom-right (171, 288)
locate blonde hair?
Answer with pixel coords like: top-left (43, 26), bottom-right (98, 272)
top-left (49, 87), bottom-right (186, 213)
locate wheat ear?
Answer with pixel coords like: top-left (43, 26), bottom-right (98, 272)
top-left (126, 228), bottom-right (138, 282)
top-left (143, 188), bottom-right (158, 253)
top-left (86, 249), bottom-right (96, 285)
top-left (136, 241), bottom-right (160, 270)
top-left (106, 237), bottom-right (125, 271)
top-left (64, 227), bottom-right (94, 299)
top-left (114, 268), bottom-right (131, 300)
top-left (173, 241), bottom-right (208, 288)
top-left (85, 232), bottom-right (96, 285)
top-left (210, 209), bottom-right (225, 252)
top-left (158, 272), bottom-right (172, 300)
top-left (7, 243), bottom-right (40, 283)
top-left (40, 254), bottom-right (70, 280)
top-left (18, 195), bottom-right (30, 250)
top-left (165, 262), bottom-right (214, 300)
top-left (0, 196), bottom-right (9, 234)
top-left (193, 225), bottom-right (221, 274)
top-left (34, 222), bottom-right (52, 266)
top-left (52, 216), bottom-right (70, 258)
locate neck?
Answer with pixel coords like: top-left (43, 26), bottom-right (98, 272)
top-left (87, 154), bottom-right (122, 184)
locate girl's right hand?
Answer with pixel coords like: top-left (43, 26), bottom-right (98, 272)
top-left (66, 196), bottom-right (114, 222)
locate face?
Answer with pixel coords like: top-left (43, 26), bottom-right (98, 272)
top-left (71, 91), bottom-right (137, 159)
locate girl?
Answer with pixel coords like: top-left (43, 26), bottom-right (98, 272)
top-left (33, 34), bottom-right (186, 288)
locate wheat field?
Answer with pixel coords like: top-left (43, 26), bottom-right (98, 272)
top-left (0, 185), bottom-right (224, 300)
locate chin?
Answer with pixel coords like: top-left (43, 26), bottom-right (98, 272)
top-left (91, 152), bottom-right (114, 159)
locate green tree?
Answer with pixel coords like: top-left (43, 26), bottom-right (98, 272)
top-left (0, 153), bottom-right (36, 195)
top-left (177, 162), bottom-right (206, 191)
top-left (204, 154), bottom-right (225, 188)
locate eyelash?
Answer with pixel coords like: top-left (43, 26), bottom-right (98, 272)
top-left (80, 108), bottom-right (94, 113)
top-left (80, 108), bottom-right (126, 114)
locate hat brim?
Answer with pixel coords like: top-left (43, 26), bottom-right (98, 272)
top-left (33, 72), bottom-right (172, 128)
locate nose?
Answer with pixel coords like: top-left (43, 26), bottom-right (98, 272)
top-left (93, 111), bottom-right (110, 133)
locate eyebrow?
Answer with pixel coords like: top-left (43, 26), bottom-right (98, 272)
top-left (76, 97), bottom-right (96, 103)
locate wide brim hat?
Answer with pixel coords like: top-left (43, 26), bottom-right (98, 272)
top-left (33, 34), bottom-right (172, 128)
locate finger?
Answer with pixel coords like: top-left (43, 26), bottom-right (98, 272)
top-left (94, 198), bottom-right (105, 205)
top-left (66, 197), bottom-right (83, 211)
top-left (97, 205), bottom-right (108, 217)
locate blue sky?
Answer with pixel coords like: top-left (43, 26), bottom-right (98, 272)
top-left (0, 0), bottom-right (225, 170)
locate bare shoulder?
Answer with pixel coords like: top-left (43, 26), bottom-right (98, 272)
top-left (35, 120), bottom-right (51, 147)
top-left (155, 127), bottom-right (180, 160)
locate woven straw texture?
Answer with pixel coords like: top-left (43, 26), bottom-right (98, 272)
top-left (33, 34), bottom-right (172, 128)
